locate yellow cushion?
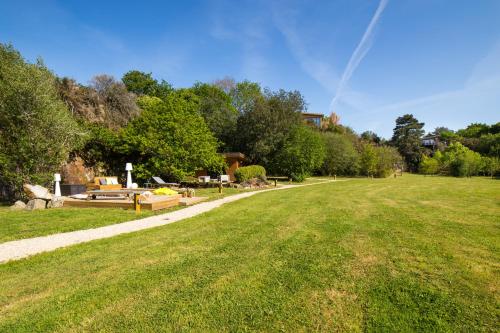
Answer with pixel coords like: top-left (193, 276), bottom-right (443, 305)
top-left (153, 188), bottom-right (178, 196)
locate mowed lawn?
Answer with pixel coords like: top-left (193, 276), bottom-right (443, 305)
top-left (0, 176), bottom-right (498, 332)
top-left (0, 187), bottom-right (259, 243)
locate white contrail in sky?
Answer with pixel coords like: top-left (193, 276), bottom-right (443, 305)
top-left (330, 0), bottom-right (389, 112)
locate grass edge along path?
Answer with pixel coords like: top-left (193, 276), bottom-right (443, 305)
top-left (0, 181), bottom-right (338, 263)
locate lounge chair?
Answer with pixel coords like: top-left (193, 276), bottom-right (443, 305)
top-left (150, 177), bottom-right (179, 188)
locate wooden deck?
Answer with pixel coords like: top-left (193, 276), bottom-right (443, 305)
top-left (63, 194), bottom-right (181, 211)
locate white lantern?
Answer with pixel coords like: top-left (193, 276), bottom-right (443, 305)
top-left (125, 163), bottom-right (133, 188)
top-left (54, 173), bottom-right (61, 197)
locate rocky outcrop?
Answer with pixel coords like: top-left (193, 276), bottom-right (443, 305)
top-left (10, 200), bottom-right (26, 210)
top-left (23, 184), bottom-right (52, 200)
top-left (25, 199), bottom-right (48, 210)
top-left (61, 156), bottom-right (95, 185)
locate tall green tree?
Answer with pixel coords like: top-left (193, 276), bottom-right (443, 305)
top-left (0, 43), bottom-right (86, 199)
top-left (236, 87), bottom-right (303, 166)
top-left (391, 114), bottom-right (425, 172)
top-left (359, 144), bottom-right (378, 177)
top-left (122, 70), bottom-right (172, 100)
top-left (121, 92), bottom-right (225, 182)
top-left (190, 82), bottom-right (238, 151)
top-left (320, 132), bottom-right (359, 176)
top-left (273, 125), bottom-right (325, 181)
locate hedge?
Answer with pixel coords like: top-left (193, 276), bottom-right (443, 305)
top-left (234, 165), bottom-right (266, 182)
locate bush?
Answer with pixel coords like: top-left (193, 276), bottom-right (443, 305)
top-left (273, 125), bottom-right (325, 182)
top-left (234, 165), bottom-right (266, 183)
top-left (442, 143), bottom-right (482, 177)
top-left (419, 155), bottom-right (439, 175)
top-left (320, 132), bottom-right (359, 176)
top-left (375, 146), bottom-right (402, 178)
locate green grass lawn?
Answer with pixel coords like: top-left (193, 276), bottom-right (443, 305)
top-left (0, 187), bottom-right (262, 243)
top-left (0, 175), bottom-right (498, 331)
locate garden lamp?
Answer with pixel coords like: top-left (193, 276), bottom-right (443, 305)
top-left (126, 163), bottom-right (133, 189)
top-left (54, 173), bottom-right (61, 197)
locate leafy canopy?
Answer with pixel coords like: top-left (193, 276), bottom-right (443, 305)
top-left (0, 43), bottom-right (86, 199)
top-left (391, 114), bottom-right (425, 172)
top-left (121, 91), bottom-right (224, 182)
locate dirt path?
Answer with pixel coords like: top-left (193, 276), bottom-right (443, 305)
top-left (0, 181), bottom-right (339, 264)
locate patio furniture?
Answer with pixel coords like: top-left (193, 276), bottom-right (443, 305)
top-left (267, 176), bottom-right (290, 187)
top-left (60, 184), bottom-right (86, 196)
top-left (87, 177), bottom-right (122, 191)
top-left (150, 177), bottom-right (180, 188)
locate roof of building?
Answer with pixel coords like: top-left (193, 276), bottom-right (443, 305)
top-left (221, 152), bottom-right (246, 160)
top-left (301, 112), bottom-right (324, 117)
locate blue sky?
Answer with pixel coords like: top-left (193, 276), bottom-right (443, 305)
top-left (1, 0), bottom-right (499, 138)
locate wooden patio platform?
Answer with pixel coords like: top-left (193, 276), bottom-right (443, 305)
top-left (63, 194), bottom-right (181, 211)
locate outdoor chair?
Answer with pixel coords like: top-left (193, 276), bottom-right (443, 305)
top-left (149, 177), bottom-right (179, 188)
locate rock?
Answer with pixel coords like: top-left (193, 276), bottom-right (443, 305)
top-left (47, 197), bottom-right (65, 208)
top-left (10, 200), bottom-right (26, 210)
top-left (23, 184), bottom-right (52, 200)
top-left (25, 199), bottom-right (47, 210)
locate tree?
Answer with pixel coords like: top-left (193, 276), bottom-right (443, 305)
top-left (391, 114), bottom-right (425, 172)
top-left (235, 86), bottom-right (303, 167)
top-left (360, 130), bottom-right (382, 144)
top-left (0, 43), bottom-right (86, 200)
top-left (375, 146), bottom-right (401, 178)
top-left (213, 76), bottom-right (236, 94)
top-left (320, 132), bottom-right (359, 176)
top-left (359, 144), bottom-right (378, 177)
top-left (120, 92), bottom-right (225, 182)
top-left (189, 82), bottom-right (238, 151)
top-left (481, 156), bottom-right (500, 178)
top-left (90, 75), bottom-right (140, 129)
top-left (441, 142), bottom-right (482, 177)
top-left (273, 125), bottom-right (325, 181)
top-left (419, 155), bottom-right (439, 175)
top-left (122, 70), bottom-right (173, 100)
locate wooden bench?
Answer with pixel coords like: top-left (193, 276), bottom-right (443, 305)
top-left (267, 176), bottom-right (291, 187)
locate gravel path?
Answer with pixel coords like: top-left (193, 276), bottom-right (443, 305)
top-left (0, 181), bottom-right (337, 264)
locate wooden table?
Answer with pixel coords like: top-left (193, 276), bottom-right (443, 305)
top-left (86, 189), bottom-right (149, 200)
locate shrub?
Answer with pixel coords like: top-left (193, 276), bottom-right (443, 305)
top-left (375, 146), bottom-right (402, 178)
top-left (442, 142), bottom-right (482, 177)
top-left (273, 125), bottom-right (325, 182)
top-left (234, 165), bottom-right (266, 183)
top-left (320, 132), bottom-right (359, 176)
top-left (359, 144), bottom-right (378, 177)
top-left (419, 155), bottom-right (439, 175)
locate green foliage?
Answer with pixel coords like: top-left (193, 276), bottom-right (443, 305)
top-left (391, 114), bottom-right (425, 172)
top-left (435, 142), bottom-right (482, 177)
top-left (320, 132), bottom-right (359, 176)
top-left (456, 123), bottom-right (491, 138)
top-left (90, 74), bottom-right (140, 128)
top-left (234, 165), bottom-right (266, 183)
top-left (375, 146), bottom-right (401, 178)
top-left (273, 125), bottom-right (325, 181)
top-left (419, 155), bottom-right (439, 175)
top-left (121, 91), bottom-right (225, 182)
top-left (0, 43), bottom-right (86, 200)
top-left (481, 156), bottom-right (500, 177)
top-left (235, 86), bottom-right (303, 167)
top-left (360, 144), bottom-right (378, 177)
top-left (122, 70), bottom-right (172, 99)
top-left (190, 82), bottom-right (238, 151)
